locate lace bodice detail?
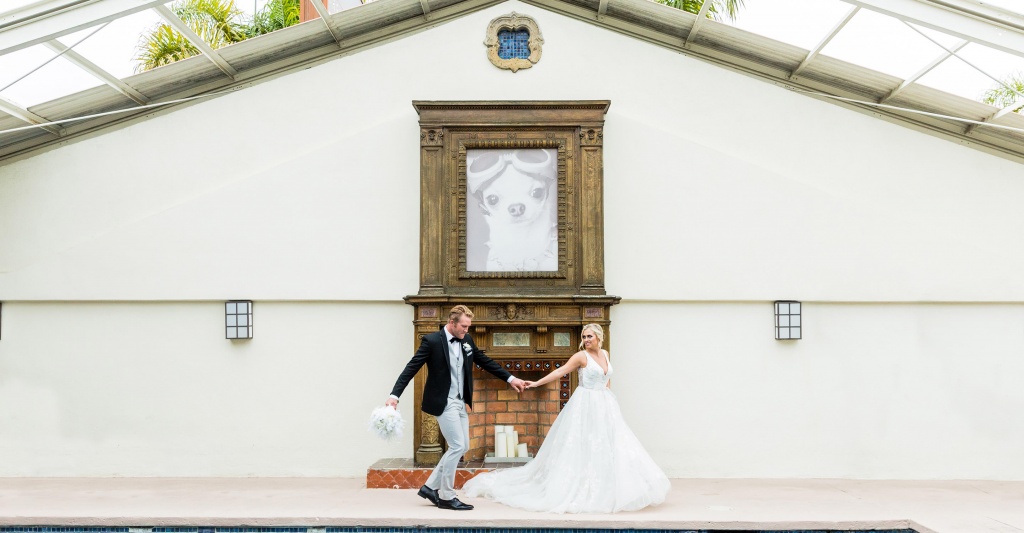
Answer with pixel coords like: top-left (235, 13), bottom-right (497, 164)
top-left (578, 351), bottom-right (612, 390)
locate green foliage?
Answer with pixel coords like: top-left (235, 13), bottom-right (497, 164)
top-left (246, 0), bottom-right (301, 37)
top-left (135, 0), bottom-right (300, 72)
top-left (653, 0), bottom-right (745, 21)
top-left (176, 0), bottom-right (247, 46)
top-left (135, 0), bottom-right (245, 72)
top-left (135, 24), bottom-right (202, 71)
top-left (982, 73), bottom-right (1024, 114)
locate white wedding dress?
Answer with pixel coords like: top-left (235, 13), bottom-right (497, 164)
top-left (463, 351), bottom-right (671, 513)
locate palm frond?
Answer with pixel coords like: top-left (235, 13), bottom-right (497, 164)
top-left (134, 23), bottom-right (202, 72)
top-left (653, 0), bottom-right (745, 22)
top-left (134, 0), bottom-right (247, 71)
top-left (175, 0), bottom-right (247, 44)
top-left (246, 0), bottom-right (301, 37)
top-left (982, 73), bottom-right (1024, 114)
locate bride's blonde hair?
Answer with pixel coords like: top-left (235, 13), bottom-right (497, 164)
top-left (578, 323), bottom-right (605, 350)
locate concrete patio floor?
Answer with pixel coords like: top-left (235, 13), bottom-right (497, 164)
top-left (1, 477), bottom-right (1022, 533)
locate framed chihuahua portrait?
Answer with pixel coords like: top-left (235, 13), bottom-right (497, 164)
top-left (413, 100), bottom-right (610, 296)
top-left (465, 147), bottom-right (560, 273)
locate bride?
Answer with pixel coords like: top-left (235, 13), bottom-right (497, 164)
top-left (463, 323), bottom-right (670, 513)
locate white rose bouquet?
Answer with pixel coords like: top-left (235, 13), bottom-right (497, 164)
top-left (368, 405), bottom-right (404, 442)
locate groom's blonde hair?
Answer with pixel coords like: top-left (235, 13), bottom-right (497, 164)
top-left (448, 305), bottom-right (474, 323)
top-left (578, 323), bottom-right (604, 350)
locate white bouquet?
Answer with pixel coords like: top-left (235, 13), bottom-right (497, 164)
top-left (368, 405), bottom-right (404, 442)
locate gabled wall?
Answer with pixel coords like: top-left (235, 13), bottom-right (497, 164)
top-left (0, 0), bottom-right (1022, 478)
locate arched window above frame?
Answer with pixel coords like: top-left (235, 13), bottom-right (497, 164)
top-left (485, 12), bottom-right (543, 72)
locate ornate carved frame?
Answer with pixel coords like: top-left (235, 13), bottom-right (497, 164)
top-left (413, 100), bottom-right (611, 296)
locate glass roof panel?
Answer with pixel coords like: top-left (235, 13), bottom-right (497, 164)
top-left (820, 10), bottom-right (954, 80)
top-left (56, 10), bottom-right (165, 79)
top-left (914, 42), bottom-right (1024, 101)
top-left (329, 0), bottom-right (364, 13)
top-left (909, 24), bottom-right (965, 51)
top-left (983, 0), bottom-right (1024, 16)
top-left (724, 0), bottom-right (853, 51)
top-left (0, 45), bottom-right (103, 108)
top-left (0, 0), bottom-right (42, 17)
top-left (953, 43), bottom-right (1024, 102)
top-left (0, 45), bottom-right (50, 94)
top-left (914, 62), bottom-right (984, 101)
top-left (957, 42), bottom-right (1024, 82)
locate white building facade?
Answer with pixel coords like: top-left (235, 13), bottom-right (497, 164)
top-left (1, 0), bottom-right (1023, 479)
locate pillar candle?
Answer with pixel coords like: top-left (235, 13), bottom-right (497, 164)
top-left (495, 432), bottom-right (508, 458)
top-left (506, 430), bottom-right (517, 457)
top-left (517, 443), bottom-right (528, 458)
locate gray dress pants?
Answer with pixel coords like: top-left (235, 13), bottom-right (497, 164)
top-left (424, 398), bottom-right (469, 500)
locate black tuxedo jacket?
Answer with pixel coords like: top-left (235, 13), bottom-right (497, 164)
top-left (390, 329), bottom-right (511, 416)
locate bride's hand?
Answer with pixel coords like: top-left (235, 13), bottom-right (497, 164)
top-left (524, 381), bottom-right (536, 389)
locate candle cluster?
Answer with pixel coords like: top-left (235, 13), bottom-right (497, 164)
top-left (494, 425), bottom-right (528, 458)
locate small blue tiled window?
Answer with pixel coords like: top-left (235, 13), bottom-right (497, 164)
top-left (497, 29), bottom-right (530, 59)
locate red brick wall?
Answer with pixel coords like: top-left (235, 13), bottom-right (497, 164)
top-left (466, 367), bottom-right (563, 461)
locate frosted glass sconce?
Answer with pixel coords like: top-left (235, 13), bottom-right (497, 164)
top-left (226, 301), bottom-right (253, 339)
top-left (774, 301), bottom-right (801, 340)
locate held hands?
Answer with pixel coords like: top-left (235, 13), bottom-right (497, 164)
top-left (524, 380), bottom-right (538, 389)
top-left (509, 377), bottom-right (527, 393)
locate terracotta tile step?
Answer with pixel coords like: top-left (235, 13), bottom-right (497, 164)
top-left (366, 458), bottom-right (527, 489)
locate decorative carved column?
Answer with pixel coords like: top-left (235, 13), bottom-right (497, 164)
top-left (419, 128), bottom-right (445, 296)
top-left (579, 126), bottom-right (605, 295)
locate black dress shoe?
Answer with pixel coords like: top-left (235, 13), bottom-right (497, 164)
top-left (437, 497), bottom-right (474, 510)
top-left (417, 485), bottom-right (439, 506)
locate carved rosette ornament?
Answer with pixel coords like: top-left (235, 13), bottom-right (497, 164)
top-left (580, 128), bottom-right (603, 146)
top-left (420, 128), bottom-right (443, 146)
top-left (484, 12), bottom-right (543, 73)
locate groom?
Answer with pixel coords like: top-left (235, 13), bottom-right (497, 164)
top-left (387, 304), bottom-right (526, 510)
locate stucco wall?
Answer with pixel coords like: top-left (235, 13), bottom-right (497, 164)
top-left (0, 0), bottom-right (1022, 478)
top-left (0, 301), bottom-right (413, 476)
top-left (613, 301), bottom-right (1024, 479)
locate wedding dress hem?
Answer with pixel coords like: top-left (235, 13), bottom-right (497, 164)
top-left (463, 351), bottom-right (670, 514)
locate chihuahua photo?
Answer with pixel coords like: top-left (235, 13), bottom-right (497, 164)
top-left (466, 148), bottom-right (558, 272)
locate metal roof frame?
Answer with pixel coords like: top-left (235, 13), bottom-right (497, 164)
top-left (0, 0), bottom-right (1022, 165)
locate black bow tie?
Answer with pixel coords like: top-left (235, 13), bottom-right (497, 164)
top-left (449, 336), bottom-right (462, 344)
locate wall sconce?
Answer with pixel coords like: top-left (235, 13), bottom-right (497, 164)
top-left (774, 301), bottom-right (801, 340)
top-left (226, 301), bottom-right (253, 339)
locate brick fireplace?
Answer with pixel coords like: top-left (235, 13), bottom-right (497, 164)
top-left (401, 300), bottom-right (618, 468)
top-left (466, 359), bottom-right (572, 461)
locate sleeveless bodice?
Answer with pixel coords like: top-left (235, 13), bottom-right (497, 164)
top-left (578, 351), bottom-right (612, 390)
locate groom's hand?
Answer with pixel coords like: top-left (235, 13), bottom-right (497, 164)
top-left (510, 377), bottom-right (526, 393)
top-left (385, 397), bottom-right (398, 408)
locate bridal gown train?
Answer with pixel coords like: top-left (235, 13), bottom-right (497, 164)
top-left (463, 351), bottom-right (671, 513)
